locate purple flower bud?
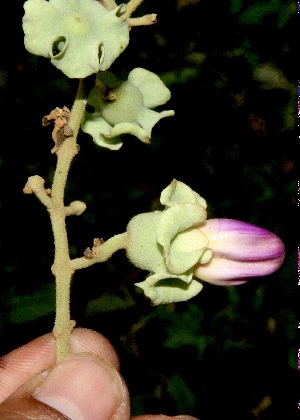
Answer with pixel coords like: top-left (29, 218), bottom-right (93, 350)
top-left (194, 218), bottom-right (285, 286)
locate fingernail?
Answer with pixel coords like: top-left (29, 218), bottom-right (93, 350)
top-left (34, 354), bottom-right (127, 420)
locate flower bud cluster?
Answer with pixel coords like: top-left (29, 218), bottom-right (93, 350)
top-left (22, 1), bottom-right (285, 307)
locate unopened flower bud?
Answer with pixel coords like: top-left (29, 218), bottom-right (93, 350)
top-left (193, 218), bottom-right (285, 285)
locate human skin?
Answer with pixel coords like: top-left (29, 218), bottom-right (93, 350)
top-left (0, 328), bottom-right (198, 419)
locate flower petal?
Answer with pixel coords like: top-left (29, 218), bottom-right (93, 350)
top-left (128, 68), bottom-right (172, 108)
top-left (107, 122), bottom-right (150, 144)
top-left (157, 203), bottom-right (207, 274)
top-left (51, 35), bottom-right (104, 79)
top-left (194, 218), bottom-right (285, 285)
top-left (98, 6), bottom-right (130, 71)
top-left (200, 218), bottom-right (285, 261)
top-left (135, 273), bottom-right (203, 305)
top-left (81, 114), bottom-right (123, 150)
top-left (194, 255), bottom-right (283, 285)
top-left (160, 179), bottom-right (207, 208)
top-left (23, 0), bottom-right (61, 57)
top-left (136, 108), bottom-right (175, 138)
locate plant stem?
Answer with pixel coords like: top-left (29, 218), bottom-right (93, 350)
top-left (50, 79), bottom-right (87, 363)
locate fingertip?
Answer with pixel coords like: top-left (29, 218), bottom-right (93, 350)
top-left (70, 328), bottom-right (120, 369)
top-left (34, 353), bottom-right (129, 420)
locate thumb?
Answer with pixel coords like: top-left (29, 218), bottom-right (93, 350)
top-left (0, 353), bottom-right (130, 420)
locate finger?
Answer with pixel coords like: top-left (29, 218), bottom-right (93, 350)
top-left (0, 353), bottom-right (130, 420)
top-left (0, 327), bottom-right (119, 402)
top-left (0, 369), bottom-right (70, 420)
top-left (132, 416), bottom-right (200, 419)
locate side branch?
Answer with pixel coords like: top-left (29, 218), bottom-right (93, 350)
top-left (23, 175), bottom-right (52, 208)
top-left (71, 232), bottom-right (129, 270)
top-left (128, 14), bottom-right (157, 26)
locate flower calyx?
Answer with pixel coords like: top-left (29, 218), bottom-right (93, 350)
top-left (125, 180), bottom-right (209, 305)
top-left (81, 68), bottom-right (175, 150)
top-left (23, 0), bottom-right (157, 78)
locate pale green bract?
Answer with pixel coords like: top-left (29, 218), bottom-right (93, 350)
top-left (22, 0), bottom-right (129, 78)
top-left (125, 180), bottom-right (212, 305)
top-left (81, 68), bottom-right (175, 150)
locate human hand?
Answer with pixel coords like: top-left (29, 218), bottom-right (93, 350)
top-left (0, 328), bottom-right (198, 419)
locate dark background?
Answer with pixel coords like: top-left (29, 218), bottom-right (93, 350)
top-left (0, 1), bottom-right (298, 419)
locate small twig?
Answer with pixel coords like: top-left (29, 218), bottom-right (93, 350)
top-left (23, 175), bottom-right (52, 209)
top-left (71, 233), bottom-right (128, 270)
top-left (128, 14), bottom-right (157, 26)
top-left (65, 200), bottom-right (87, 216)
